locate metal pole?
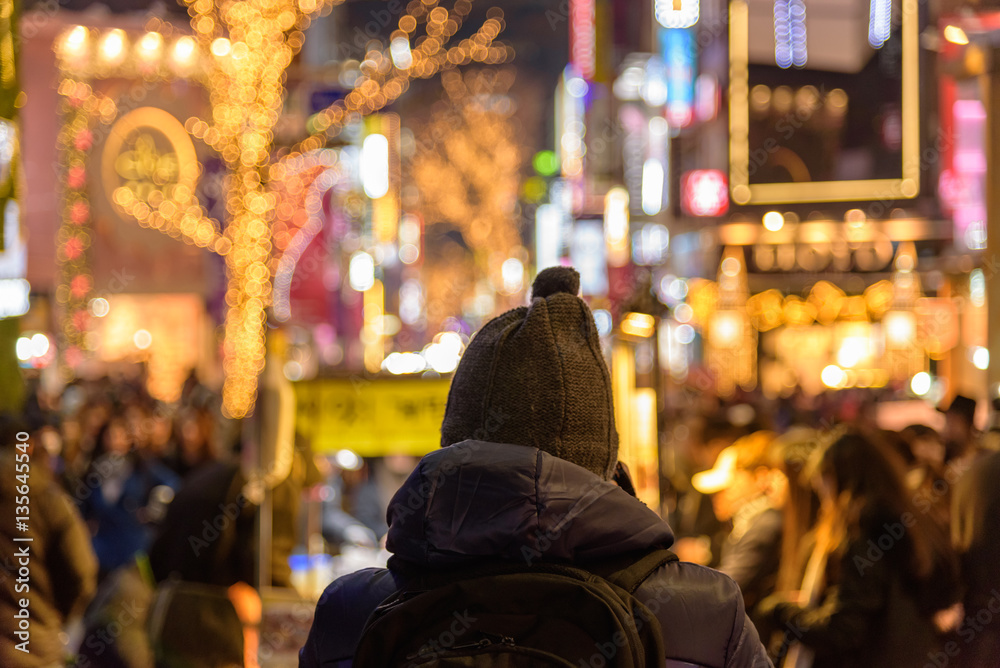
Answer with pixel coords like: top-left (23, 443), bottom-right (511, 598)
top-left (258, 487), bottom-right (272, 591)
top-left (985, 51), bottom-right (1000, 410)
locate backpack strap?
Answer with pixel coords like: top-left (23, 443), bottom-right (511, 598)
top-left (600, 548), bottom-right (679, 594)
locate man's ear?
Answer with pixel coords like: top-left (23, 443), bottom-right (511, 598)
top-left (613, 461), bottom-right (637, 497)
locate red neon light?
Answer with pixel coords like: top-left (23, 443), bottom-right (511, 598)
top-left (681, 170), bottom-right (729, 217)
top-left (570, 0), bottom-right (596, 80)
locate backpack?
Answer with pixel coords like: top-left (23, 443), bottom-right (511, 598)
top-left (353, 548), bottom-right (678, 667)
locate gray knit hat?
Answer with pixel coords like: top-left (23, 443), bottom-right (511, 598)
top-left (440, 266), bottom-right (619, 479)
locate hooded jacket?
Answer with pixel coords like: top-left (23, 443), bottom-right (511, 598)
top-left (300, 441), bottom-right (772, 667)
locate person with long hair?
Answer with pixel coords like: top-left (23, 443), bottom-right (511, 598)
top-left (77, 410), bottom-right (179, 579)
top-left (163, 406), bottom-right (217, 480)
top-left (900, 424), bottom-right (952, 532)
top-left (770, 427), bottom-right (823, 598)
top-left (758, 430), bottom-right (959, 667)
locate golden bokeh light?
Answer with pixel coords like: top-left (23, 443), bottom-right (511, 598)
top-left (56, 0), bottom-right (512, 417)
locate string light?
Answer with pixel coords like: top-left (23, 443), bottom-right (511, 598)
top-left (99, 29), bottom-right (127, 65)
top-left (172, 35), bottom-right (197, 66)
top-left (762, 211), bottom-right (784, 232)
top-left (276, 5), bottom-right (512, 162)
top-left (654, 0), bottom-right (699, 29)
top-left (55, 76), bottom-right (104, 371)
top-left (272, 150), bottom-right (341, 322)
top-left (61, 25), bottom-right (90, 62)
top-left (210, 37), bottom-right (231, 57)
top-left (56, 1), bottom-right (511, 417)
top-left (409, 68), bottom-right (521, 299)
top-left (138, 31), bottom-right (163, 56)
top-left (868, 0), bottom-right (891, 48)
top-left (390, 36), bottom-right (413, 69)
top-left (774, 0), bottom-right (807, 69)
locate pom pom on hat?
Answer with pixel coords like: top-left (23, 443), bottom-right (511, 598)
top-left (532, 266), bottom-right (581, 300)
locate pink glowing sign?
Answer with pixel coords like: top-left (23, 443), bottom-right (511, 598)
top-left (570, 0), bottom-right (596, 80)
top-left (942, 99), bottom-right (987, 250)
top-left (682, 169), bottom-right (729, 217)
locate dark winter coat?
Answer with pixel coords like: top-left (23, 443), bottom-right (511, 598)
top-left (300, 441), bottom-right (773, 667)
top-left (149, 461), bottom-right (256, 587)
top-left (951, 449), bottom-right (1000, 667)
top-left (1, 448), bottom-right (98, 667)
top-left (151, 452), bottom-right (320, 589)
top-left (77, 454), bottom-right (178, 577)
top-left (718, 506), bottom-right (783, 614)
top-left (759, 507), bottom-right (957, 668)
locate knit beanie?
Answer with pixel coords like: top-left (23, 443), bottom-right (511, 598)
top-left (440, 266), bottom-right (619, 479)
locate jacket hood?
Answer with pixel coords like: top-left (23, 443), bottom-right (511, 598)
top-left (385, 441), bottom-right (673, 568)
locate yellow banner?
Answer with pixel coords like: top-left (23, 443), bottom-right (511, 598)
top-left (294, 377), bottom-right (450, 456)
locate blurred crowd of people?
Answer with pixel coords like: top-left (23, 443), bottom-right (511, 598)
top-left (3, 369), bottom-right (1000, 666)
top-left (0, 371), bottom-right (231, 666)
top-left (665, 389), bottom-right (1000, 667)
top-left (0, 369), bottom-right (382, 666)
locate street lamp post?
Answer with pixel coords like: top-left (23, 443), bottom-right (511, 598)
top-left (985, 47), bottom-right (1000, 405)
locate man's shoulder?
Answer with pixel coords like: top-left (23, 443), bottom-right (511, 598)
top-left (317, 567), bottom-right (398, 610)
top-left (303, 568), bottom-right (400, 667)
top-left (639, 558), bottom-right (744, 610)
top-left (636, 560), bottom-right (755, 667)
top-left (304, 560), bottom-right (767, 668)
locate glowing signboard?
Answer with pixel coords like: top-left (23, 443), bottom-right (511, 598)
top-left (682, 169), bottom-right (729, 217)
top-left (728, 0), bottom-right (920, 204)
top-left (655, 0), bottom-right (699, 29)
top-left (101, 106), bottom-right (199, 209)
top-left (660, 28), bottom-right (696, 128)
top-left (570, 0), bottom-right (596, 80)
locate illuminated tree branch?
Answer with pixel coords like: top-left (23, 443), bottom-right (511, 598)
top-left (112, 187), bottom-right (226, 251)
top-left (410, 67), bottom-right (520, 290)
top-left (58, 0), bottom-right (511, 417)
top-left (274, 3), bottom-right (511, 170)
